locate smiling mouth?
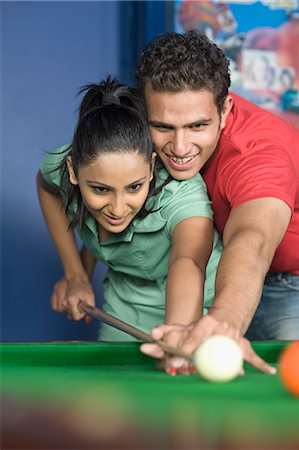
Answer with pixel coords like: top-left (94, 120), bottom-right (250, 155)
top-left (104, 214), bottom-right (126, 226)
top-left (169, 155), bottom-right (195, 164)
top-left (164, 152), bottom-right (199, 169)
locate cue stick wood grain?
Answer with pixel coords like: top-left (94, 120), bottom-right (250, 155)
top-left (79, 300), bottom-right (192, 362)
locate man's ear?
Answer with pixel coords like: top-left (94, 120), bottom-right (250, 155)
top-left (150, 152), bottom-right (157, 181)
top-left (220, 95), bottom-right (233, 130)
top-left (66, 156), bottom-right (78, 185)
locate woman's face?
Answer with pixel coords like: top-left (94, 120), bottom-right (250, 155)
top-left (67, 151), bottom-right (154, 237)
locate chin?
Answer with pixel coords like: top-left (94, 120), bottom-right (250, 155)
top-left (168, 168), bottom-right (199, 181)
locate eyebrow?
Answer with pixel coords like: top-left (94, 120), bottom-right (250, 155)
top-left (148, 119), bottom-right (212, 128)
top-left (86, 176), bottom-right (148, 189)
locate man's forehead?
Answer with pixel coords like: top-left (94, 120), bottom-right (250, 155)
top-left (145, 87), bottom-right (216, 124)
top-left (145, 85), bottom-right (215, 104)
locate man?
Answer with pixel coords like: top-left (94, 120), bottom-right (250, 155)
top-left (135, 30), bottom-right (299, 371)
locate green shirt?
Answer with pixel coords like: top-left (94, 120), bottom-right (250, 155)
top-left (40, 145), bottom-right (223, 341)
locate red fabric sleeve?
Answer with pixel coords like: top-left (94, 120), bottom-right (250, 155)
top-left (223, 143), bottom-right (297, 213)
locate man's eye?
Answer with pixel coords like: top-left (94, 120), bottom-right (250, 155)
top-left (153, 124), bottom-right (171, 131)
top-left (128, 183), bottom-right (141, 192)
top-left (190, 123), bottom-right (205, 130)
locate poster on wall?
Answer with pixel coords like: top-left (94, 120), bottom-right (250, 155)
top-left (174, 0), bottom-right (299, 126)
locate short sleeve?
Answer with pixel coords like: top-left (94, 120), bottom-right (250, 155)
top-left (159, 174), bottom-right (213, 238)
top-left (224, 143), bottom-right (297, 212)
top-left (39, 143), bottom-right (70, 190)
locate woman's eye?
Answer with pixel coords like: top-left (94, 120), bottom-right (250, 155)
top-left (128, 183), bottom-right (141, 192)
top-left (93, 186), bottom-right (108, 194)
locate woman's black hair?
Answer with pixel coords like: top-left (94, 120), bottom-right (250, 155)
top-left (57, 76), bottom-right (171, 230)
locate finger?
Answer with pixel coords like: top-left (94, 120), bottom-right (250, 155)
top-left (175, 357), bottom-right (195, 375)
top-left (164, 354), bottom-right (190, 376)
top-left (69, 308), bottom-right (85, 321)
top-left (52, 292), bottom-right (68, 313)
top-left (243, 347), bottom-right (276, 374)
top-left (168, 356), bottom-right (185, 369)
top-left (62, 305), bottom-right (70, 316)
top-left (151, 324), bottom-right (185, 341)
top-left (164, 354), bottom-right (177, 376)
top-left (51, 292), bottom-right (60, 311)
top-left (55, 301), bottom-right (67, 314)
top-left (241, 339), bottom-right (276, 374)
top-left (66, 297), bottom-right (85, 321)
top-left (151, 324), bottom-right (177, 340)
top-left (140, 343), bottom-right (165, 359)
top-left (65, 302), bottom-right (80, 320)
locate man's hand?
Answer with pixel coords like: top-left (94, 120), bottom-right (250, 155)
top-left (141, 316), bottom-right (276, 375)
top-left (51, 276), bottom-right (95, 321)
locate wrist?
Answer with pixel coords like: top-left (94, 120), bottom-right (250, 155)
top-left (65, 272), bottom-right (90, 284)
top-left (207, 305), bottom-right (245, 334)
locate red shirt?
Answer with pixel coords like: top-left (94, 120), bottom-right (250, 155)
top-left (202, 93), bottom-right (299, 275)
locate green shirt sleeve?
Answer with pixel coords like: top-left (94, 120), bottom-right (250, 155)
top-left (39, 143), bottom-right (71, 190)
top-left (158, 173), bottom-right (213, 238)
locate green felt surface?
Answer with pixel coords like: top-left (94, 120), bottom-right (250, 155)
top-left (1, 341), bottom-right (299, 449)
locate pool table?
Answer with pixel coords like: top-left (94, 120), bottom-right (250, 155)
top-left (1, 341), bottom-right (298, 450)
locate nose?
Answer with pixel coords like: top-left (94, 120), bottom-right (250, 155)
top-left (171, 129), bottom-right (193, 157)
top-left (109, 194), bottom-right (126, 217)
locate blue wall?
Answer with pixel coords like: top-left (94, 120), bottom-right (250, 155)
top-left (1, 1), bottom-right (121, 341)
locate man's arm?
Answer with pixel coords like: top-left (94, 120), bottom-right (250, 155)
top-left (208, 197), bottom-right (291, 334)
top-left (140, 197), bottom-right (290, 374)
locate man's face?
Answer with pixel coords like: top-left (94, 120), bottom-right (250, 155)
top-left (145, 86), bottom-right (232, 180)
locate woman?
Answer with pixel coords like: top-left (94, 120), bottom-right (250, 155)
top-left (37, 76), bottom-right (222, 344)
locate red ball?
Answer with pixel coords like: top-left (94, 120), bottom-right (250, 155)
top-left (279, 340), bottom-right (299, 397)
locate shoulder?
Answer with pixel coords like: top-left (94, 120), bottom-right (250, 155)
top-left (40, 143), bottom-right (71, 188)
top-left (154, 169), bottom-right (213, 221)
top-left (155, 169), bottom-right (208, 201)
top-left (133, 170), bottom-right (213, 237)
top-left (40, 143), bottom-right (71, 170)
top-left (225, 93), bottom-right (299, 147)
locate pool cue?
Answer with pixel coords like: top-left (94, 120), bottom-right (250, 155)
top-left (79, 300), bottom-right (193, 362)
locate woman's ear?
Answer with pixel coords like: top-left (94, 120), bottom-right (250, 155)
top-left (150, 152), bottom-right (157, 181)
top-left (66, 156), bottom-right (78, 185)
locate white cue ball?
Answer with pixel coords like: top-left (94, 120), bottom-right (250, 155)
top-left (194, 335), bottom-right (243, 382)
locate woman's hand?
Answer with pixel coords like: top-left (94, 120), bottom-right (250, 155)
top-left (149, 323), bottom-right (196, 375)
top-left (51, 276), bottom-right (95, 321)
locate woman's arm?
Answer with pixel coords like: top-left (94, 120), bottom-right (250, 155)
top-left (80, 245), bottom-right (97, 281)
top-left (36, 170), bottom-right (95, 319)
top-left (166, 216), bottom-right (214, 325)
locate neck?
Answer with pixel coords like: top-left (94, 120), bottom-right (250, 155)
top-left (98, 225), bottom-right (111, 243)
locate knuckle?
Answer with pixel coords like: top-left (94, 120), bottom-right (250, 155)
top-left (184, 334), bottom-right (200, 352)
